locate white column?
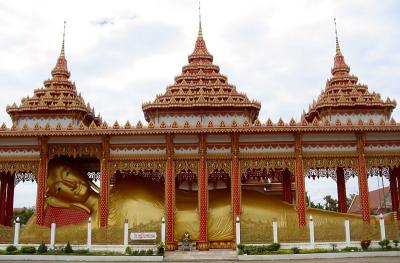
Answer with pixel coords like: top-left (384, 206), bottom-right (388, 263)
top-left (50, 222), bottom-right (56, 249)
top-left (123, 220), bottom-right (129, 247)
top-left (87, 217), bottom-right (92, 250)
top-left (344, 217), bottom-right (351, 246)
top-left (235, 216), bottom-right (241, 246)
top-left (272, 218), bottom-right (278, 243)
top-left (309, 215), bottom-right (315, 248)
top-left (379, 213), bottom-right (386, 240)
top-left (13, 217), bottom-right (20, 246)
top-left (161, 217), bottom-right (166, 244)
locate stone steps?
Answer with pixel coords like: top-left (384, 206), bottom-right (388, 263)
top-left (164, 249), bottom-right (238, 261)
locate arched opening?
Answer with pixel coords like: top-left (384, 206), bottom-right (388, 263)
top-left (208, 168), bottom-right (232, 248)
top-left (174, 169), bottom-right (199, 243)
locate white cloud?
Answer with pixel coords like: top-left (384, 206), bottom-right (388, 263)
top-left (0, 0), bottom-right (399, 206)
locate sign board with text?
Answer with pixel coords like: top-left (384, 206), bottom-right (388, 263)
top-left (130, 232), bottom-right (157, 240)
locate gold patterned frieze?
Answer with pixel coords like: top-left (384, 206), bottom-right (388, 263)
top-left (303, 157), bottom-right (357, 171)
top-left (0, 161), bottom-right (39, 175)
top-left (110, 160), bottom-right (165, 175)
top-left (365, 156), bottom-right (400, 169)
top-left (49, 144), bottom-right (101, 159)
top-left (175, 159), bottom-right (198, 176)
top-left (240, 158), bottom-right (295, 175)
top-left (207, 159), bottom-right (231, 176)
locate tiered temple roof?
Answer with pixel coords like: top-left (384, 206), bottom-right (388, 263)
top-left (6, 28), bottom-right (101, 127)
top-left (142, 22), bottom-right (261, 123)
top-left (304, 22), bottom-right (396, 123)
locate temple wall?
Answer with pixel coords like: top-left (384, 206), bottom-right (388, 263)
top-left (110, 148), bottom-right (166, 155)
top-left (302, 145), bottom-right (356, 153)
top-left (239, 133), bottom-right (295, 142)
top-left (0, 149), bottom-right (40, 157)
top-left (322, 113), bottom-right (387, 123)
top-left (240, 145), bottom-right (295, 153)
top-left (48, 137), bottom-right (101, 144)
top-left (110, 135), bottom-right (166, 144)
top-left (0, 137), bottom-right (38, 146)
top-left (302, 133), bottom-right (356, 142)
top-left (16, 117), bottom-right (78, 128)
top-left (156, 114), bottom-right (249, 126)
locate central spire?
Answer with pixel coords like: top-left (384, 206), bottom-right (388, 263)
top-left (189, 1), bottom-right (212, 63)
top-left (52, 21), bottom-right (70, 79)
top-left (331, 18), bottom-right (350, 77)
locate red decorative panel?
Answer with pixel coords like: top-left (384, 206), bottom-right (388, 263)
top-left (389, 168), bottom-right (399, 220)
top-left (295, 156), bottom-right (306, 226)
top-left (36, 158), bottom-right (47, 225)
top-left (357, 155), bottom-right (370, 223)
top-left (336, 167), bottom-right (347, 213)
top-left (100, 158), bottom-right (109, 227)
top-left (198, 155), bottom-right (208, 243)
top-left (44, 206), bottom-right (89, 227)
top-left (232, 155), bottom-right (240, 216)
top-left (165, 157), bottom-right (175, 244)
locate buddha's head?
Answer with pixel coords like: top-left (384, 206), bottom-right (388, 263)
top-left (46, 161), bottom-right (98, 214)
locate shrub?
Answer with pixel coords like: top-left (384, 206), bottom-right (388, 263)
top-left (64, 242), bottom-right (73, 254)
top-left (342, 246), bottom-right (359, 252)
top-left (37, 242), bottom-right (48, 254)
top-left (236, 243), bottom-right (281, 255)
top-left (268, 243), bottom-right (281, 251)
top-left (138, 250), bottom-right (146, 256)
top-left (393, 240), bottom-right (399, 248)
top-left (291, 247), bottom-right (300, 254)
top-left (146, 249), bottom-right (154, 256)
top-left (124, 246), bottom-right (132, 255)
top-left (21, 246), bottom-right (36, 254)
top-left (6, 245), bottom-right (18, 254)
top-left (132, 250), bottom-right (139, 256)
top-left (378, 239), bottom-right (390, 249)
top-left (157, 242), bottom-right (165, 255)
top-left (360, 240), bottom-right (371, 250)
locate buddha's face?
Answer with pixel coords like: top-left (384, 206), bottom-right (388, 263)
top-left (47, 163), bottom-right (91, 203)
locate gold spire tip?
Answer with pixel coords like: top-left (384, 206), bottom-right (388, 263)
top-left (334, 17), bottom-right (340, 52)
top-left (198, 0), bottom-right (203, 37)
top-left (61, 20), bottom-right (66, 57)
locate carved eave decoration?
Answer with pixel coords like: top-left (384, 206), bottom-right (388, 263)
top-left (366, 156), bottom-right (400, 169)
top-left (109, 160), bottom-right (166, 175)
top-left (48, 144), bottom-right (101, 159)
top-left (303, 157), bottom-right (357, 171)
top-left (0, 161), bottom-right (39, 176)
top-left (240, 159), bottom-right (295, 175)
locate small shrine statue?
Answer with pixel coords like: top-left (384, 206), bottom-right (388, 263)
top-left (182, 231), bottom-right (192, 251)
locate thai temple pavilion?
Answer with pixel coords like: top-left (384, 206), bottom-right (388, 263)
top-left (0, 18), bottom-right (399, 251)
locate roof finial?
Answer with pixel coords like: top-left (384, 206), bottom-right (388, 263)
top-left (198, 1), bottom-right (203, 38)
top-left (334, 17), bottom-right (341, 54)
top-left (61, 20), bottom-right (66, 57)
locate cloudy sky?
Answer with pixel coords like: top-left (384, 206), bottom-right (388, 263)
top-left (1, 0), bottom-right (399, 207)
